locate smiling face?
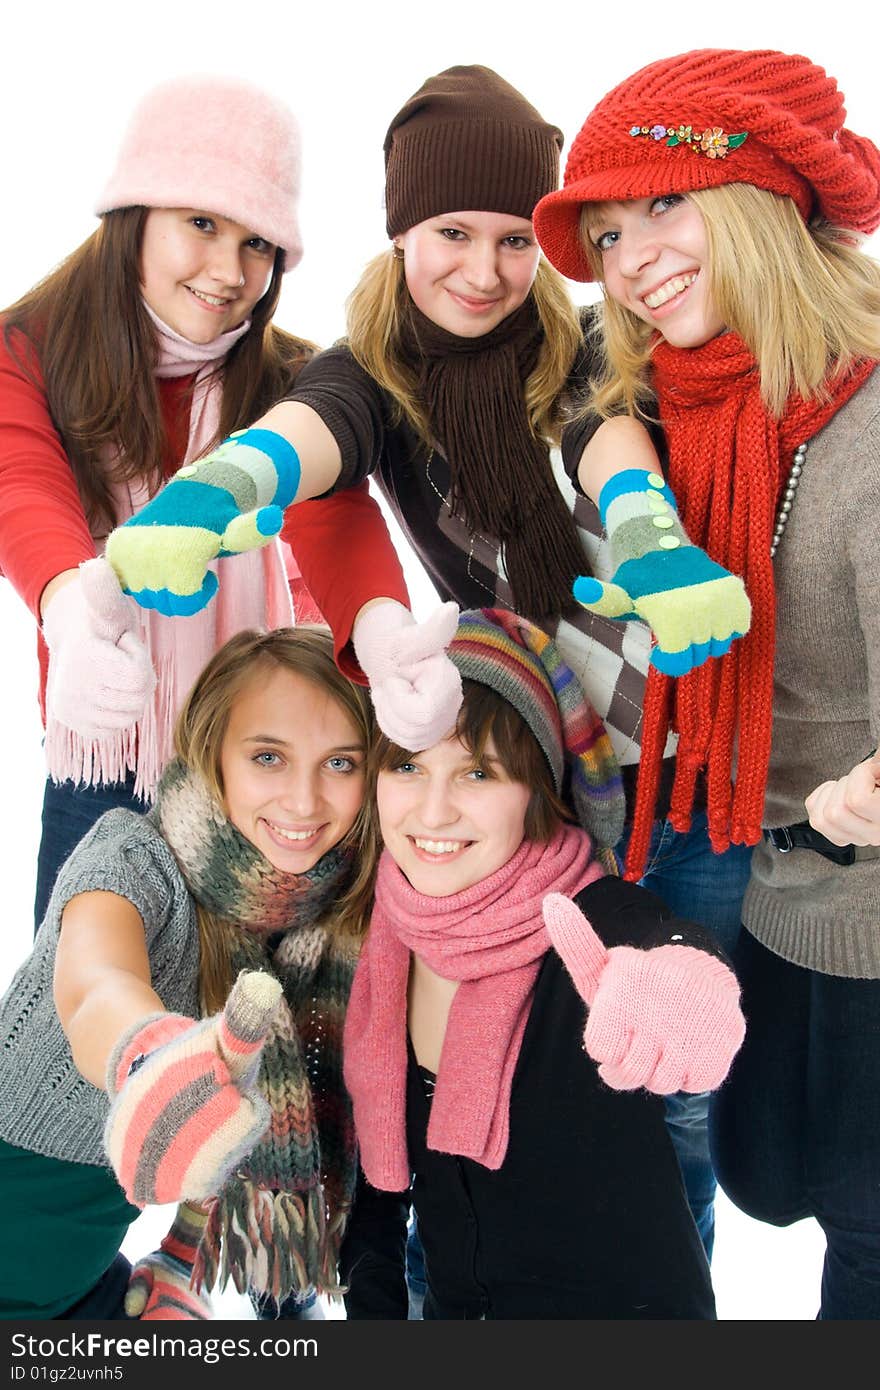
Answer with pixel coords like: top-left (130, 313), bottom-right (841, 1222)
top-left (396, 210), bottom-right (541, 338)
top-left (585, 194), bottom-right (725, 349)
top-left (140, 207), bottom-right (276, 343)
top-left (376, 733), bottom-right (532, 897)
top-left (219, 665), bottom-right (366, 874)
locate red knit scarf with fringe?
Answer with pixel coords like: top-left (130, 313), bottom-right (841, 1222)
top-left (624, 334), bottom-right (875, 883)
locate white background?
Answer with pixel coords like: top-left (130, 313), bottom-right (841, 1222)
top-left (2, 0), bottom-right (873, 1319)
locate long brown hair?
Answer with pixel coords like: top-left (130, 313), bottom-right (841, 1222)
top-left (3, 208), bottom-right (315, 536)
top-left (173, 626), bottom-right (380, 1011)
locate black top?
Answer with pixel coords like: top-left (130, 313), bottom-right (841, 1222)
top-left (340, 877), bottom-right (719, 1320)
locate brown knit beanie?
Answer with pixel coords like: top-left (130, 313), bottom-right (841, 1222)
top-left (384, 65), bottom-right (563, 237)
top-left (534, 48), bottom-right (880, 281)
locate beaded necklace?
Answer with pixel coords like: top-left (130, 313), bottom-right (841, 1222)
top-left (770, 441), bottom-right (808, 559)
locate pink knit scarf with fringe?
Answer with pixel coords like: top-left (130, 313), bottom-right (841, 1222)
top-left (44, 307), bottom-right (293, 799)
top-left (344, 825), bottom-right (603, 1189)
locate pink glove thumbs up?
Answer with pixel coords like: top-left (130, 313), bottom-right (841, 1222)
top-left (43, 557), bottom-right (157, 738)
top-left (542, 892), bottom-right (745, 1094)
top-left (541, 892), bottom-right (609, 1003)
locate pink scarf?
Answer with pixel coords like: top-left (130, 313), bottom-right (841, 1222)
top-left (44, 307), bottom-right (294, 798)
top-left (343, 825), bottom-right (604, 1189)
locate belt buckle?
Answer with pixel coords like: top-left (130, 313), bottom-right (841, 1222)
top-left (770, 826), bottom-right (794, 853)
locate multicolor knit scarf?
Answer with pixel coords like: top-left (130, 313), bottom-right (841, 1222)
top-left (625, 336), bottom-right (876, 881)
top-left (344, 826), bottom-right (603, 1190)
top-left (399, 295), bottom-right (589, 622)
top-left (153, 759), bottom-right (360, 1301)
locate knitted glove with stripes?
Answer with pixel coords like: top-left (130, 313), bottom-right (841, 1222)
top-left (353, 599), bottom-right (463, 750)
top-left (572, 469), bottom-right (751, 676)
top-left (125, 1202), bottom-right (212, 1320)
top-left (105, 428), bottom-right (301, 617)
top-left (105, 970), bottom-right (282, 1207)
top-left (543, 893), bottom-right (745, 1093)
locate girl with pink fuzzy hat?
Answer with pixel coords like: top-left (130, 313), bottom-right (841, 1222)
top-left (0, 73), bottom-right (392, 1321)
top-left (1, 73), bottom-right (390, 926)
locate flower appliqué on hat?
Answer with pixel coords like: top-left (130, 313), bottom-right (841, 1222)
top-left (628, 123), bottom-right (748, 159)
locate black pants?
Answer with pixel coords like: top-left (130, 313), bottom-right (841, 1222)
top-left (63, 1254), bottom-right (132, 1320)
top-left (710, 928), bottom-right (880, 1319)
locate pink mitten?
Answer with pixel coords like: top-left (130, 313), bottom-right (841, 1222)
top-left (542, 892), bottom-right (745, 1094)
top-left (105, 970), bottom-right (281, 1207)
top-left (42, 557), bottom-right (156, 738)
top-left (353, 598), bottom-right (463, 750)
top-left (125, 1203), bottom-right (212, 1320)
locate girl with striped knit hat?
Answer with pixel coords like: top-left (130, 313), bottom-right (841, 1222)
top-left (533, 48), bottom-right (880, 1318)
top-left (341, 608), bottom-right (744, 1320)
top-left (0, 627), bottom-right (378, 1320)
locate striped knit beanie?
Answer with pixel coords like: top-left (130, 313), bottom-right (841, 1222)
top-left (448, 608), bottom-right (624, 849)
top-left (384, 65), bottom-right (563, 238)
top-left (534, 48), bottom-right (880, 281)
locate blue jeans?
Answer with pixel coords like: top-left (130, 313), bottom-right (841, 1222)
top-left (251, 1288), bottom-right (322, 1319)
top-left (34, 775), bottom-right (146, 933)
top-left (711, 929), bottom-right (880, 1318)
top-left (619, 811), bottom-right (753, 1260)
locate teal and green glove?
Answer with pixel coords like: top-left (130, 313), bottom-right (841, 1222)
top-left (105, 429), bottom-right (301, 617)
top-left (573, 469), bottom-right (751, 677)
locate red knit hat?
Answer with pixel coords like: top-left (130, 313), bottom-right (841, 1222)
top-left (534, 48), bottom-right (880, 281)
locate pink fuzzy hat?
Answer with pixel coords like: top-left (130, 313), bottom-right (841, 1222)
top-left (95, 75), bottom-right (303, 270)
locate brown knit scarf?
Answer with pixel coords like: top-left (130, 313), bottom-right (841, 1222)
top-left (400, 295), bottom-right (589, 622)
top-left (624, 334), bottom-right (876, 882)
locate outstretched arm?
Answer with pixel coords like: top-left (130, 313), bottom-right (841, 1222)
top-left (55, 890), bottom-right (280, 1209)
top-left (54, 889), bottom-right (162, 1089)
top-left (104, 404), bottom-right (341, 618)
top-left (570, 417), bottom-right (751, 676)
top-left (283, 481), bottom-right (410, 680)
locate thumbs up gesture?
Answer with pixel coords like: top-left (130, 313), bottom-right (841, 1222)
top-left (805, 752), bottom-right (880, 847)
top-left (353, 599), bottom-right (463, 750)
top-left (542, 893), bottom-right (745, 1094)
top-left (104, 971), bottom-right (282, 1207)
top-left (42, 557), bottom-right (156, 738)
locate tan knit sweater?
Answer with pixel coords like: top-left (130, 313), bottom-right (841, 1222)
top-left (744, 368), bottom-right (880, 978)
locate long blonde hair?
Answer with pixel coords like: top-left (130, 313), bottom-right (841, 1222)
top-left (173, 627), bottom-right (380, 1011)
top-left (345, 249), bottom-right (583, 444)
top-left (583, 185), bottom-right (880, 419)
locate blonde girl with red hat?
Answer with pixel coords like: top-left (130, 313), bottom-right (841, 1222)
top-left (533, 48), bottom-right (880, 1318)
top-left (0, 75), bottom-right (391, 933)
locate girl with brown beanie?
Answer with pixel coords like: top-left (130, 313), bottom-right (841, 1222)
top-left (341, 607), bottom-right (744, 1320)
top-left (0, 74), bottom-right (392, 937)
top-left (105, 65), bottom-right (756, 1259)
top-left (533, 47), bottom-right (880, 1319)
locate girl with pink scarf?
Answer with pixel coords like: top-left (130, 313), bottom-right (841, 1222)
top-left (342, 607), bottom-right (745, 1319)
